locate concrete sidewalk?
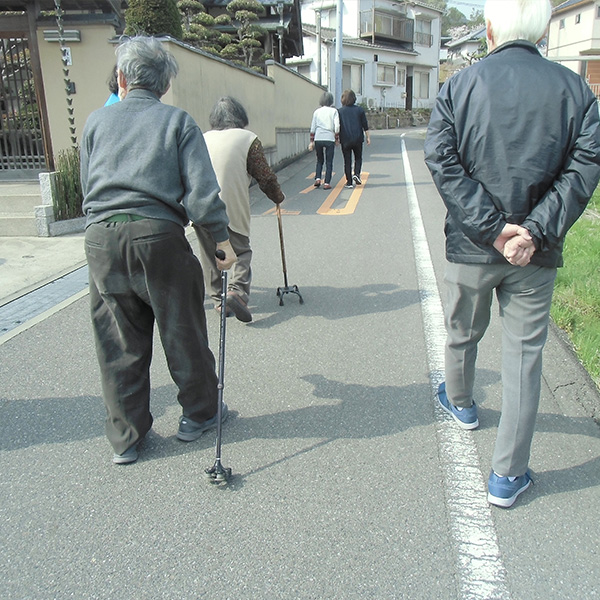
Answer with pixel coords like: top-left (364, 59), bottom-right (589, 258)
top-left (0, 233), bottom-right (86, 306)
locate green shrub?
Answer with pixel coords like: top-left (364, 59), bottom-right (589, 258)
top-left (52, 146), bottom-right (83, 221)
top-left (125, 0), bottom-right (184, 39)
top-left (551, 187), bottom-right (600, 388)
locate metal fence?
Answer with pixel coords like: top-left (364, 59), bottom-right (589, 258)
top-left (1, 37), bottom-right (45, 172)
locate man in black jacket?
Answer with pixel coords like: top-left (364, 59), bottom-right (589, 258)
top-left (424, 0), bottom-right (600, 507)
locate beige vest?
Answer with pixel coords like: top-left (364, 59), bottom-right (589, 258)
top-left (203, 128), bottom-right (257, 237)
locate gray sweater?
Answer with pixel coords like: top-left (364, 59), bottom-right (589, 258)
top-left (80, 89), bottom-right (229, 242)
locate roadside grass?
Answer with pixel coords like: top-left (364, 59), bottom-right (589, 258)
top-left (551, 187), bottom-right (600, 388)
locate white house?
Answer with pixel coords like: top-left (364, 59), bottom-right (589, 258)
top-left (445, 26), bottom-right (485, 65)
top-left (288, 0), bottom-right (443, 110)
top-left (547, 0), bottom-right (600, 97)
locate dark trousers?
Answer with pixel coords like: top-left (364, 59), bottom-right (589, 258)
top-left (315, 140), bottom-right (335, 184)
top-left (85, 219), bottom-right (218, 455)
top-left (341, 141), bottom-right (363, 184)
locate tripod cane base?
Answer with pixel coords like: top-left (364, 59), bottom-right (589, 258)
top-left (277, 285), bottom-right (304, 306)
top-left (205, 460), bottom-right (232, 484)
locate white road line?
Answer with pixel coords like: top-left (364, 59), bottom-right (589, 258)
top-left (401, 138), bottom-right (511, 600)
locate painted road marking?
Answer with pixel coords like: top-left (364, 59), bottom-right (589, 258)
top-left (262, 207), bottom-right (301, 216)
top-left (401, 138), bottom-right (511, 600)
top-left (317, 173), bottom-right (369, 215)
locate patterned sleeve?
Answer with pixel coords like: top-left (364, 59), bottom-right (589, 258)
top-left (247, 138), bottom-right (285, 204)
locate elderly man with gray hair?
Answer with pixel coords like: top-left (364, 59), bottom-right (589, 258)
top-left (81, 36), bottom-right (236, 464)
top-left (425, 0), bottom-right (600, 507)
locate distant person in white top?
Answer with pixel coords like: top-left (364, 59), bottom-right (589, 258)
top-left (308, 92), bottom-right (340, 190)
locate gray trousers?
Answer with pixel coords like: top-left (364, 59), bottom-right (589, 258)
top-left (194, 225), bottom-right (253, 305)
top-left (85, 219), bottom-right (218, 455)
top-left (443, 262), bottom-right (557, 477)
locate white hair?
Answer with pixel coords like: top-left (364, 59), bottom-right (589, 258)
top-left (485, 0), bottom-right (551, 47)
top-left (116, 36), bottom-right (178, 97)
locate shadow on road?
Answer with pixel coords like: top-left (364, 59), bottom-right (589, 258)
top-left (245, 284), bottom-right (421, 329)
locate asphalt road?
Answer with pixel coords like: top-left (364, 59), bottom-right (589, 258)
top-left (1, 129), bottom-right (599, 599)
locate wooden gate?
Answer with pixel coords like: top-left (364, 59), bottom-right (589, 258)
top-left (0, 36), bottom-right (46, 174)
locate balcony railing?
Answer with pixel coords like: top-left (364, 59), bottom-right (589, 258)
top-left (414, 31), bottom-right (433, 47)
top-left (360, 10), bottom-right (414, 46)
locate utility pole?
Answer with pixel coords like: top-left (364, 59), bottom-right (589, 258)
top-left (315, 9), bottom-right (322, 86)
top-left (335, 0), bottom-right (343, 105)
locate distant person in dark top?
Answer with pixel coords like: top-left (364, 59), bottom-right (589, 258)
top-left (337, 89), bottom-right (370, 189)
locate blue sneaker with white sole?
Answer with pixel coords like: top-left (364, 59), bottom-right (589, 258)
top-left (487, 470), bottom-right (532, 508)
top-left (437, 382), bottom-right (479, 430)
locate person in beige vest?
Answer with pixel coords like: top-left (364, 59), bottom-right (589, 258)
top-left (194, 97), bottom-right (285, 323)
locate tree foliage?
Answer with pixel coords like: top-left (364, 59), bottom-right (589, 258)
top-left (225, 0), bottom-right (268, 70)
top-left (125, 0), bottom-right (184, 39)
top-left (177, 0), bottom-right (271, 71)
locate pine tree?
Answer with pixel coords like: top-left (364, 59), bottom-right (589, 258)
top-left (125, 0), bottom-right (184, 39)
top-left (221, 0), bottom-right (268, 70)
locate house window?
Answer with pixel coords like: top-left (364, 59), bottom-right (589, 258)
top-left (415, 71), bottom-right (430, 99)
top-left (376, 63), bottom-right (396, 85)
top-left (597, 5), bottom-right (600, 18)
top-left (559, 18), bottom-right (565, 28)
top-left (575, 13), bottom-right (581, 24)
top-left (343, 63), bottom-right (363, 95)
top-left (415, 18), bottom-right (433, 47)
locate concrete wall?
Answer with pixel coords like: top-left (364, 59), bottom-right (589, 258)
top-left (37, 27), bottom-right (324, 168)
top-left (37, 24), bottom-right (119, 155)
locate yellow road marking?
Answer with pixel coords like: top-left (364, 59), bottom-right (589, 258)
top-left (317, 172), bottom-right (369, 215)
top-left (262, 207), bottom-right (301, 216)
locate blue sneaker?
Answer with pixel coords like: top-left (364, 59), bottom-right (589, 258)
top-left (437, 382), bottom-right (479, 430)
top-left (177, 404), bottom-right (229, 441)
top-left (488, 470), bottom-right (532, 508)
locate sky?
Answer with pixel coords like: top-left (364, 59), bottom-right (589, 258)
top-left (446, 0), bottom-right (487, 18)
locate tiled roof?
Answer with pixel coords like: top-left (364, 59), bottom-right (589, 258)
top-left (445, 27), bottom-right (486, 49)
top-left (0, 0), bottom-right (117, 10)
top-left (553, 0), bottom-right (593, 13)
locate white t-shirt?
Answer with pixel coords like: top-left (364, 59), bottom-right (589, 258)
top-left (310, 106), bottom-right (340, 142)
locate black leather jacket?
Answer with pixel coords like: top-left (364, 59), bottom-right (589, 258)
top-left (424, 41), bottom-right (600, 267)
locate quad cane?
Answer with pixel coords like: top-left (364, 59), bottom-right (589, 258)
top-left (275, 203), bottom-right (304, 306)
top-left (205, 249), bottom-right (232, 484)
